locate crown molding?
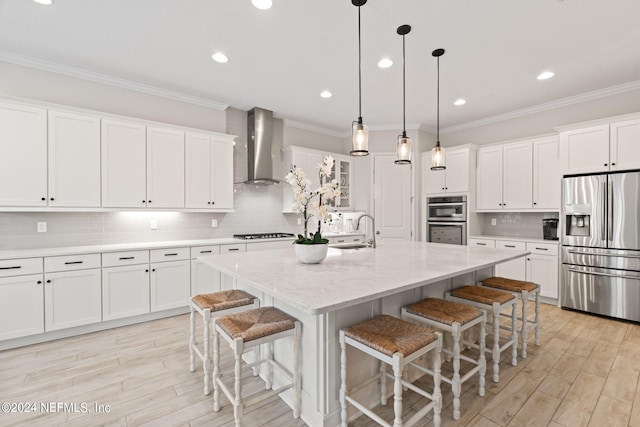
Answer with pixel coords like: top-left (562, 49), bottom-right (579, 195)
top-left (0, 50), bottom-right (229, 111)
top-left (440, 79), bottom-right (640, 135)
top-left (282, 118), bottom-right (344, 138)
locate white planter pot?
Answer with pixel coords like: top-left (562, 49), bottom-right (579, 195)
top-left (294, 243), bottom-right (328, 264)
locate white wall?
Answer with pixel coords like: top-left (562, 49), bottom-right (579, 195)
top-left (283, 125), bottom-right (344, 153)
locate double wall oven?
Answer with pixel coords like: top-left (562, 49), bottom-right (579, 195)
top-left (427, 196), bottom-right (467, 245)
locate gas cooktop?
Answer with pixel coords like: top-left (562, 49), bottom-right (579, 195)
top-left (233, 233), bottom-right (296, 240)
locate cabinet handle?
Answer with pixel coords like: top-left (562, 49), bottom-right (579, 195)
top-left (46, 280), bottom-right (51, 283)
top-left (0, 266), bottom-right (21, 270)
top-left (612, 162), bottom-right (616, 166)
top-left (50, 197), bottom-right (55, 201)
top-left (37, 280), bottom-right (42, 284)
top-left (353, 238), bottom-right (361, 242)
top-left (445, 187), bottom-right (448, 190)
top-left (148, 200), bottom-right (152, 203)
top-left (119, 256), bottom-right (135, 260)
top-left (227, 248), bottom-right (239, 252)
top-left (207, 202), bottom-right (211, 205)
top-left (200, 250), bottom-right (212, 254)
top-left (533, 202), bottom-right (537, 205)
top-left (41, 197), bottom-right (46, 201)
top-left (142, 200), bottom-right (146, 203)
top-left (337, 239), bottom-right (345, 243)
top-left (152, 268), bottom-right (156, 272)
top-left (64, 261), bottom-right (83, 265)
top-left (534, 247), bottom-right (548, 251)
top-left (164, 253), bottom-right (178, 256)
top-left (442, 187), bottom-right (445, 190)
top-left (604, 163), bottom-right (608, 166)
top-left (527, 258), bottom-right (531, 261)
top-left (145, 269), bottom-right (149, 273)
top-left (476, 243), bottom-right (486, 246)
top-left (504, 245), bottom-right (516, 248)
top-left (211, 201), bottom-right (215, 205)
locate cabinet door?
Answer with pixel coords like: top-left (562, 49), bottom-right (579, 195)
top-left (424, 166), bottom-right (446, 194)
top-left (211, 138), bottom-right (234, 209)
top-left (0, 102), bottom-right (47, 206)
top-left (102, 265), bottom-right (150, 321)
top-left (532, 137), bottom-right (560, 209)
top-left (610, 118), bottom-right (640, 172)
top-left (185, 132), bottom-right (212, 208)
top-left (308, 153), bottom-right (324, 190)
top-left (146, 126), bottom-right (185, 209)
top-left (283, 150), bottom-right (310, 213)
top-left (527, 254), bottom-right (558, 299)
top-left (190, 259), bottom-right (221, 295)
top-left (476, 146), bottom-right (503, 210)
top-left (443, 149), bottom-right (469, 193)
top-left (336, 158), bottom-right (352, 208)
top-left (559, 125), bottom-right (610, 174)
top-left (494, 240), bottom-right (527, 280)
top-left (44, 269), bottom-right (102, 331)
top-left (150, 260), bottom-right (190, 311)
top-left (101, 119), bottom-right (147, 208)
top-left (503, 142), bottom-right (533, 209)
top-left (47, 111), bottom-right (101, 207)
top-left (0, 274), bottom-right (44, 340)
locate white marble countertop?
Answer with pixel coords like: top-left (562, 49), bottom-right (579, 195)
top-left (199, 240), bottom-right (529, 315)
top-left (469, 235), bottom-right (559, 244)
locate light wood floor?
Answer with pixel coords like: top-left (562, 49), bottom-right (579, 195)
top-left (1, 304), bottom-right (639, 426)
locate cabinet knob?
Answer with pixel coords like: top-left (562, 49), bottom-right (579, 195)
top-left (604, 163), bottom-right (608, 166)
top-left (50, 197), bottom-right (55, 201)
top-left (445, 187), bottom-right (448, 190)
top-left (152, 268), bottom-right (156, 272)
top-left (527, 258), bottom-right (531, 261)
top-left (442, 187), bottom-right (445, 190)
top-left (142, 200), bottom-right (146, 203)
top-left (46, 279), bottom-right (51, 283)
top-left (41, 197), bottom-right (46, 201)
top-left (37, 280), bottom-right (42, 284)
top-left (612, 162), bottom-right (616, 166)
top-left (533, 202), bottom-right (537, 205)
top-left (145, 269), bottom-right (149, 273)
top-left (148, 200), bottom-right (152, 203)
top-left (211, 201), bottom-right (215, 205)
top-left (207, 202), bottom-right (211, 205)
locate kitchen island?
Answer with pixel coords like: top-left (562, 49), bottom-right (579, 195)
top-left (199, 240), bottom-right (528, 426)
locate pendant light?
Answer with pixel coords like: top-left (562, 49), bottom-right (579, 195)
top-left (431, 48), bottom-right (446, 170)
top-left (350, 0), bottom-right (369, 156)
top-left (395, 25), bottom-right (412, 165)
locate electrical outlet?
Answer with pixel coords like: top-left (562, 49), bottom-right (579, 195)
top-left (150, 220), bottom-right (158, 230)
top-left (37, 222), bottom-right (47, 233)
top-left (297, 218), bottom-right (302, 225)
top-left (491, 218), bottom-right (497, 226)
top-left (211, 219), bottom-right (218, 228)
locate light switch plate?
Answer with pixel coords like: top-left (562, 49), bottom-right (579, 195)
top-left (491, 218), bottom-right (497, 226)
top-left (150, 220), bottom-right (158, 230)
top-left (37, 222), bottom-right (47, 233)
top-left (211, 219), bottom-right (218, 228)
top-left (297, 218), bottom-right (302, 225)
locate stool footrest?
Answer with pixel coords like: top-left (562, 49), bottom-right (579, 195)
top-left (244, 384), bottom-right (293, 408)
top-left (349, 372), bottom-right (383, 396)
top-left (345, 396), bottom-right (390, 427)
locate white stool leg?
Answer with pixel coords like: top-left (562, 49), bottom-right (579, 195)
top-left (233, 338), bottom-right (244, 427)
top-left (478, 311), bottom-right (487, 397)
top-left (265, 341), bottom-right (274, 390)
top-left (491, 302), bottom-right (500, 383)
top-left (203, 308), bottom-right (211, 395)
top-left (293, 322), bottom-right (301, 419)
top-left (451, 322), bottom-right (462, 420)
top-left (511, 302), bottom-right (518, 366)
top-left (189, 304), bottom-right (196, 372)
top-left (380, 362), bottom-right (387, 405)
top-left (534, 290), bottom-right (541, 346)
top-left (433, 334), bottom-right (443, 427)
top-left (392, 355), bottom-right (403, 427)
top-left (212, 322), bottom-right (221, 412)
top-left (339, 332), bottom-right (347, 427)
top-left (521, 290), bottom-right (529, 358)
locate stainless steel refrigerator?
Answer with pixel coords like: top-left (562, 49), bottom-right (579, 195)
top-left (561, 171), bottom-right (640, 322)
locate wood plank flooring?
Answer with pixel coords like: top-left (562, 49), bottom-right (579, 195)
top-left (1, 303), bottom-right (639, 426)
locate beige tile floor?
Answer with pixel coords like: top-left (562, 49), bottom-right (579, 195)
top-left (0, 303), bottom-right (639, 426)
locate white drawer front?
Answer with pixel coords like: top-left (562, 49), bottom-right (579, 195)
top-left (468, 238), bottom-right (495, 248)
top-left (150, 247), bottom-right (190, 263)
top-left (190, 245), bottom-right (221, 258)
top-left (220, 244), bottom-right (246, 253)
top-left (526, 242), bottom-right (559, 256)
top-left (0, 257), bottom-right (43, 278)
top-left (332, 235), bottom-right (365, 244)
top-left (45, 254), bottom-right (101, 272)
top-left (496, 240), bottom-right (526, 250)
top-left (102, 250), bottom-right (150, 267)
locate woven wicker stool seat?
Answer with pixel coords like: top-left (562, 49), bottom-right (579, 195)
top-left (340, 314), bottom-right (443, 427)
top-left (482, 276), bottom-right (541, 358)
top-left (189, 290), bottom-right (259, 396)
top-left (402, 298), bottom-right (486, 420)
top-left (213, 307), bottom-right (301, 427)
top-left (446, 286), bottom-right (518, 383)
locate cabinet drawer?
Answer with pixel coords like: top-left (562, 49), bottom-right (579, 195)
top-left (190, 245), bottom-right (221, 258)
top-left (468, 238), bottom-right (495, 248)
top-left (45, 254), bottom-right (101, 272)
top-left (220, 244), bottom-right (246, 253)
top-left (102, 250), bottom-right (149, 267)
top-left (0, 257), bottom-right (43, 278)
top-left (150, 247), bottom-right (190, 262)
top-left (332, 235), bottom-right (365, 244)
top-left (496, 240), bottom-right (526, 250)
top-left (526, 242), bottom-right (559, 256)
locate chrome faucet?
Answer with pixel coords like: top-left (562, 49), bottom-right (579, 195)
top-left (356, 214), bottom-right (376, 248)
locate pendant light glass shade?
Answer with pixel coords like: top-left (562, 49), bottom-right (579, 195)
top-left (431, 48), bottom-right (446, 171)
top-left (350, 0), bottom-right (369, 156)
top-left (395, 24), bottom-right (412, 165)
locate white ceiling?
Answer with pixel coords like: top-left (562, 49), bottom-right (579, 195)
top-left (1, 0), bottom-right (639, 135)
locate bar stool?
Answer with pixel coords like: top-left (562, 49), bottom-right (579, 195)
top-left (213, 306), bottom-right (301, 427)
top-left (339, 314), bottom-right (443, 427)
top-left (481, 277), bottom-right (540, 358)
top-left (445, 286), bottom-right (517, 383)
top-left (401, 298), bottom-right (486, 420)
top-left (189, 290), bottom-right (259, 395)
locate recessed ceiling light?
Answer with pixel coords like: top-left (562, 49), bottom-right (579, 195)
top-left (211, 52), bottom-right (229, 63)
top-left (32, 0), bottom-right (53, 4)
top-left (454, 99), bottom-right (466, 106)
top-left (320, 91), bottom-right (332, 98)
top-left (537, 71), bottom-right (554, 80)
top-left (251, 0), bottom-right (272, 10)
top-left (378, 58), bottom-right (393, 69)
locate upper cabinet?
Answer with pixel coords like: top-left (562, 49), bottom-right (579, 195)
top-left (0, 102), bottom-right (47, 207)
top-left (185, 132), bottom-right (234, 211)
top-left (423, 146), bottom-right (475, 195)
top-left (477, 137), bottom-right (559, 211)
top-left (146, 126), bottom-right (185, 209)
top-left (559, 118), bottom-right (640, 175)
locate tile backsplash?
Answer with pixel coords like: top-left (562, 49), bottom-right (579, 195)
top-left (479, 212), bottom-right (559, 239)
top-left (0, 185), bottom-right (300, 250)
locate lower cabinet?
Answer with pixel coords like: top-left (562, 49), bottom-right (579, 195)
top-left (102, 264), bottom-right (150, 321)
top-left (0, 273), bottom-right (44, 340)
top-left (494, 240), bottom-right (527, 281)
top-left (150, 260), bottom-right (191, 312)
top-left (44, 268), bottom-right (102, 331)
top-left (190, 245), bottom-right (222, 295)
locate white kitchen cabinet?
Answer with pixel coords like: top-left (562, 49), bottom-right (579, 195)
top-left (532, 137), bottom-right (560, 209)
top-left (0, 256), bottom-right (44, 340)
top-left (559, 125), bottom-right (610, 174)
top-left (325, 156), bottom-right (352, 209)
top-left (185, 132), bottom-right (235, 210)
top-left (476, 146), bottom-right (503, 210)
top-left (47, 110), bottom-right (102, 207)
top-left (44, 268), bottom-right (102, 331)
top-left (424, 147), bottom-right (473, 195)
top-left (494, 240), bottom-right (527, 281)
top-left (146, 126), bottom-right (185, 209)
top-left (102, 251), bottom-right (150, 321)
top-left (0, 101), bottom-right (47, 207)
top-left (526, 243), bottom-right (559, 299)
top-left (150, 248), bottom-right (190, 312)
top-left (101, 119), bottom-right (147, 208)
top-left (467, 238), bottom-right (495, 248)
top-left (502, 142), bottom-right (533, 210)
top-left (610, 118), bottom-right (640, 171)
top-left (190, 245), bottom-right (221, 295)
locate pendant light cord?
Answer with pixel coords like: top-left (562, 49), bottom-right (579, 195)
top-left (358, 5), bottom-right (362, 121)
top-left (436, 55), bottom-right (440, 145)
top-left (402, 33), bottom-right (406, 136)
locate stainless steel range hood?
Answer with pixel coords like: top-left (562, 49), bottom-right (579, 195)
top-left (244, 107), bottom-right (279, 185)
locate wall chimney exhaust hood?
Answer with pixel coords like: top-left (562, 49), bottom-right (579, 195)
top-left (244, 107), bottom-right (279, 185)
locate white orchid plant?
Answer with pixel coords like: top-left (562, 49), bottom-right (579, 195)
top-left (285, 155), bottom-right (341, 244)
